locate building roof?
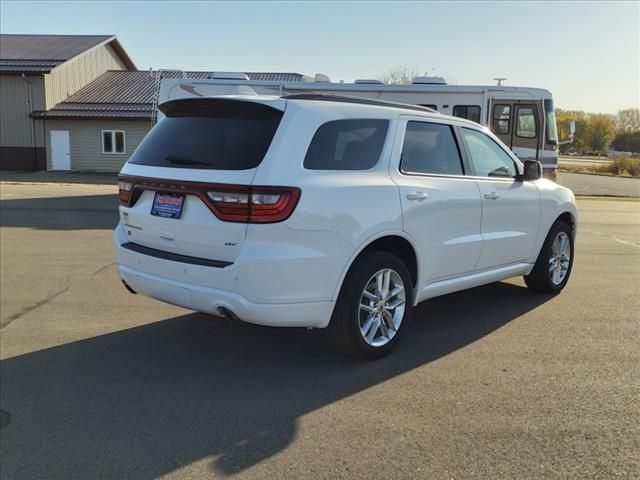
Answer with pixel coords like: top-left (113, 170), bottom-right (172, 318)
top-left (0, 34), bottom-right (136, 73)
top-left (33, 70), bottom-right (305, 120)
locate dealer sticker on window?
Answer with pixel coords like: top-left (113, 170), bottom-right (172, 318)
top-left (151, 192), bottom-right (185, 219)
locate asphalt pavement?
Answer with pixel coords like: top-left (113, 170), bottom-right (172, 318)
top-left (1, 184), bottom-right (639, 480)
top-left (557, 172), bottom-right (639, 198)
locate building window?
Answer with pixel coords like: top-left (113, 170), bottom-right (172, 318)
top-left (492, 104), bottom-right (511, 135)
top-left (102, 130), bottom-right (126, 154)
top-left (452, 105), bottom-right (481, 124)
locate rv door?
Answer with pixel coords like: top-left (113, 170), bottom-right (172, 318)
top-left (488, 99), bottom-right (543, 161)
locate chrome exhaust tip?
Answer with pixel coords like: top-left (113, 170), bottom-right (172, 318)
top-left (217, 307), bottom-right (240, 322)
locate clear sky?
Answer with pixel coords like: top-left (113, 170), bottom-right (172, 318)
top-left (1, 1), bottom-right (638, 113)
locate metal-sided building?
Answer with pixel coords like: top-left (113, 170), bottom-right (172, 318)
top-left (34, 70), bottom-right (304, 172)
top-left (0, 34), bottom-right (136, 170)
top-left (0, 34), bottom-right (305, 172)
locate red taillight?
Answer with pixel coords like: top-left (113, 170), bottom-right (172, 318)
top-left (118, 176), bottom-right (300, 224)
top-left (206, 186), bottom-right (300, 223)
top-left (118, 180), bottom-right (133, 205)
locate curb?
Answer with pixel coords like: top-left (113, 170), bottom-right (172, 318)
top-left (575, 195), bottom-right (640, 201)
top-left (558, 170), bottom-right (640, 180)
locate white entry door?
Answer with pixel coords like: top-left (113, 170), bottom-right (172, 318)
top-left (50, 130), bottom-right (71, 170)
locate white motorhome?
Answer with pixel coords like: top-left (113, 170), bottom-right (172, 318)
top-left (157, 73), bottom-right (562, 178)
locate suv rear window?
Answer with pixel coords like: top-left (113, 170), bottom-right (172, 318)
top-left (303, 119), bottom-right (389, 170)
top-left (129, 99), bottom-right (283, 170)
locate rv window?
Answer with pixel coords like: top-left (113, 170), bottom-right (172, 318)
top-left (304, 119), bottom-right (389, 170)
top-left (419, 104), bottom-right (437, 111)
top-left (516, 107), bottom-right (537, 138)
top-left (453, 105), bottom-right (481, 124)
top-left (492, 104), bottom-right (511, 134)
top-left (544, 99), bottom-right (558, 144)
top-left (401, 122), bottom-right (463, 176)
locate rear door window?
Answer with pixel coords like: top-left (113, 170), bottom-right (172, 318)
top-left (304, 119), bottom-right (389, 170)
top-left (401, 122), bottom-right (464, 176)
top-left (129, 99), bottom-right (283, 170)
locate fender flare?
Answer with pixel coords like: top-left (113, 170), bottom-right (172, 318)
top-left (330, 229), bottom-right (422, 302)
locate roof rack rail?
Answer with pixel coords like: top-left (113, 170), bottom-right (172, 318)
top-left (281, 94), bottom-right (437, 114)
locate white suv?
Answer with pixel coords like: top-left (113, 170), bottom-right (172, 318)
top-left (115, 94), bottom-right (577, 359)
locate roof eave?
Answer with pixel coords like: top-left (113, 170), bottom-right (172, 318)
top-left (47, 35), bottom-right (137, 74)
top-left (108, 37), bottom-right (136, 70)
top-left (31, 111), bottom-right (151, 121)
top-left (0, 70), bottom-right (49, 75)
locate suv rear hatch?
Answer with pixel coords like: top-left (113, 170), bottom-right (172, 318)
top-left (118, 97), bottom-right (290, 264)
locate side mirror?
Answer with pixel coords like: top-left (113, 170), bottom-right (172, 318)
top-left (569, 120), bottom-right (576, 138)
top-left (521, 160), bottom-right (542, 181)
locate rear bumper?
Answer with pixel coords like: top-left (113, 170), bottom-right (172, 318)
top-left (118, 264), bottom-right (334, 328)
top-left (114, 222), bottom-right (337, 328)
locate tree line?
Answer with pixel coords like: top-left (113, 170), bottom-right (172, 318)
top-left (556, 108), bottom-right (640, 154)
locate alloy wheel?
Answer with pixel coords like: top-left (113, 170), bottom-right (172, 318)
top-left (358, 268), bottom-right (406, 347)
top-left (549, 232), bottom-right (571, 285)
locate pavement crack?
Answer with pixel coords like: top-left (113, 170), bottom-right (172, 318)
top-left (1, 261), bottom-right (115, 330)
top-left (92, 261), bottom-right (116, 277)
top-left (0, 283), bottom-right (70, 330)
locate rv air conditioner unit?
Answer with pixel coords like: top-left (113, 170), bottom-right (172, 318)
top-left (411, 76), bottom-right (447, 85)
top-left (314, 73), bottom-right (331, 82)
top-left (354, 79), bottom-right (384, 84)
top-left (208, 72), bottom-right (251, 80)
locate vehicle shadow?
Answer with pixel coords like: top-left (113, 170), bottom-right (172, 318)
top-left (0, 194), bottom-right (119, 230)
top-left (0, 282), bottom-right (551, 479)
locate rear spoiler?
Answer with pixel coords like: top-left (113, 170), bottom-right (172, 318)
top-left (156, 78), bottom-right (287, 122)
top-left (159, 97), bottom-right (286, 118)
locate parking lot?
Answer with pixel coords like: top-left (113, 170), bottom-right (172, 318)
top-left (1, 183), bottom-right (639, 479)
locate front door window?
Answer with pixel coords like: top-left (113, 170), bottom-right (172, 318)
top-left (461, 128), bottom-right (517, 178)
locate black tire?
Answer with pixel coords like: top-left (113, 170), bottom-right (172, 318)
top-left (326, 251), bottom-right (414, 360)
top-left (525, 220), bottom-right (574, 294)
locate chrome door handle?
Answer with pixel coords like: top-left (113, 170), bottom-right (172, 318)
top-left (406, 192), bottom-right (429, 201)
top-left (484, 192), bottom-right (500, 200)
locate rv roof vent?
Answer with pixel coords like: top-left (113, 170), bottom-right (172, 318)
top-left (314, 73), bottom-right (331, 82)
top-left (412, 76), bottom-right (447, 85)
top-left (354, 79), bottom-right (384, 84)
top-left (208, 72), bottom-right (250, 81)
